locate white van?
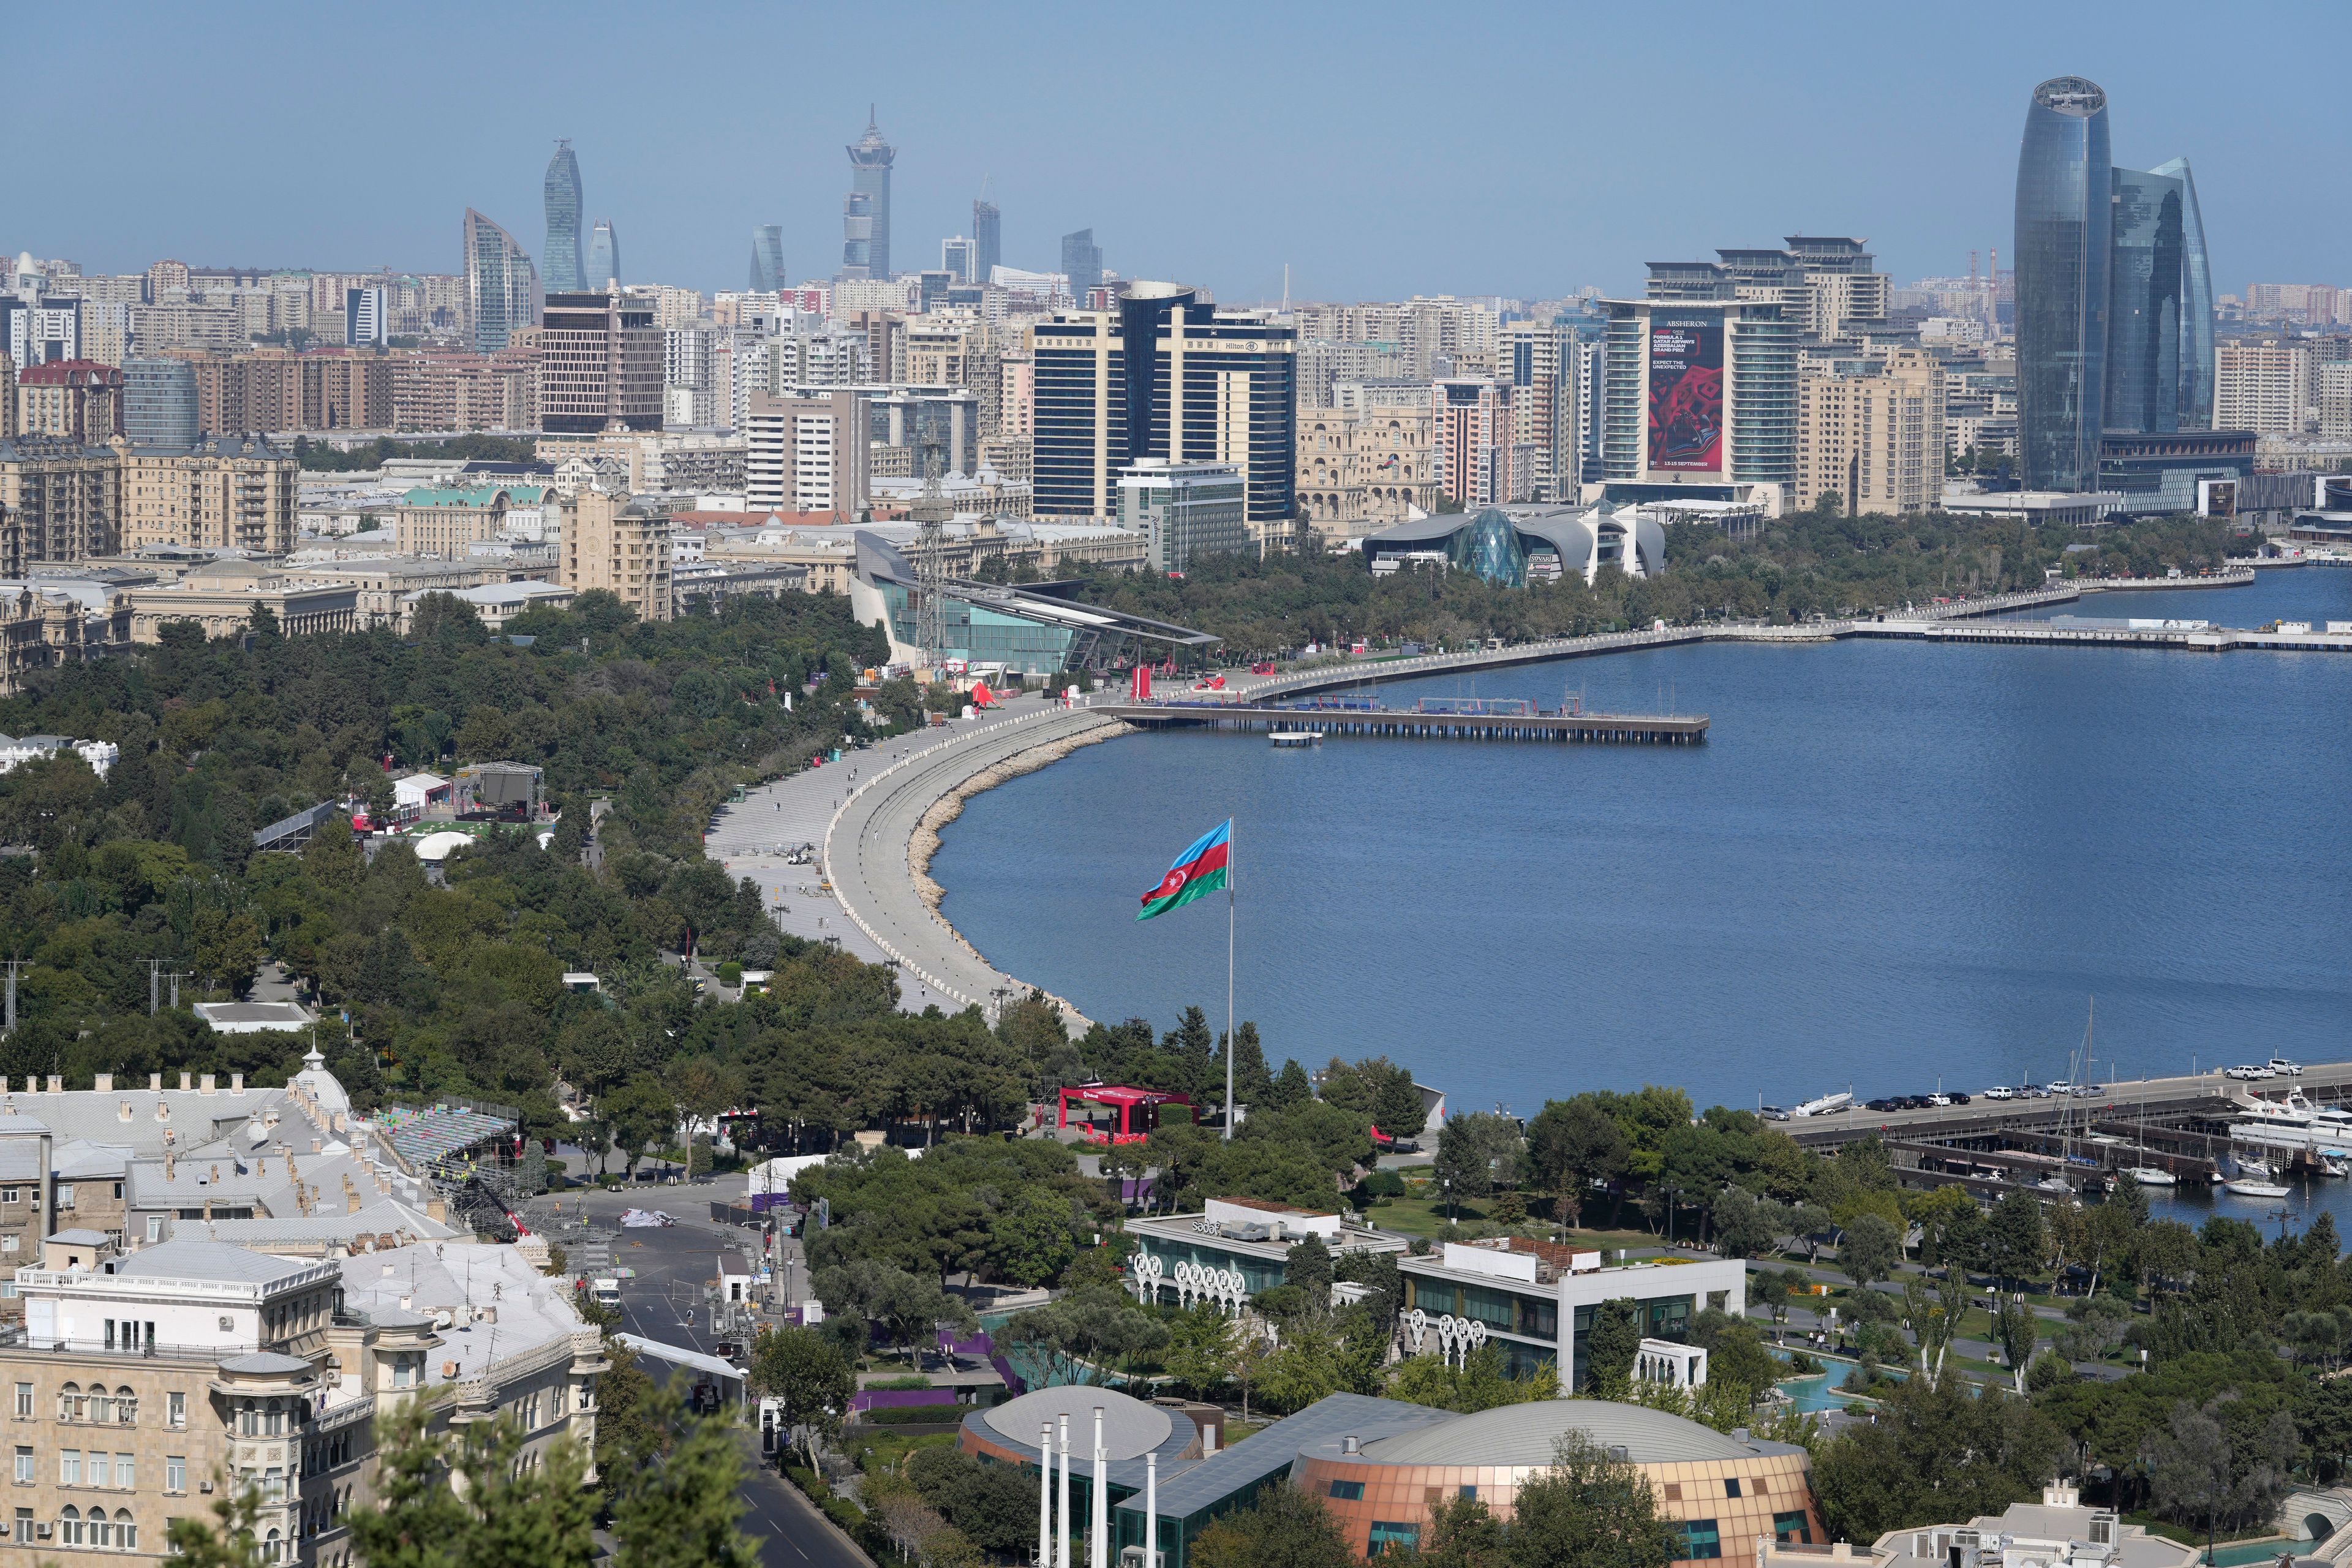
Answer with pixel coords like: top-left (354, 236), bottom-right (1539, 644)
top-left (592, 1278), bottom-right (622, 1308)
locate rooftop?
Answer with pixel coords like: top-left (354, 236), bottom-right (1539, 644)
top-left (1362, 1398), bottom-right (1782, 1468)
top-left (114, 1240), bottom-right (326, 1289)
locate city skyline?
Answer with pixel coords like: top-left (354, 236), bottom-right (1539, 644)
top-left (18, 0), bottom-right (2345, 302)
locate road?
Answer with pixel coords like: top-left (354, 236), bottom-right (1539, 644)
top-left (570, 1187), bottom-right (869, 1568)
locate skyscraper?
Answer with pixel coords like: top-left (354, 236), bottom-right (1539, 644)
top-left (543, 141), bottom-right (585, 294)
top-left (941, 237), bottom-right (976, 285)
top-left (973, 199), bottom-right (1001, 284)
top-left (1032, 282), bottom-right (1297, 531)
top-left (2013, 75), bottom-right (2111, 491)
top-left (587, 220), bottom-right (619, 287)
top-left (464, 208), bottom-right (540, 353)
top-left (2103, 164), bottom-right (2184, 434)
top-left (2152, 157), bottom-right (2216, 430)
top-left (843, 109), bottom-right (895, 281)
top-left (1061, 230), bottom-right (1103, 302)
top-left (750, 225), bottom-right (785, 292)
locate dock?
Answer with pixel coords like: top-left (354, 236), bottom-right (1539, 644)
top-left (1098, 696), bottom-right (1708, 745)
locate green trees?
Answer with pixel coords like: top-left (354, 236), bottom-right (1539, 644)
top-left (1161, 1303), bottom-right (1240, 1398)
top-left (997, 1286), bottom-right (1169, 1387)
top-left (1839, 1213), bottom-right (1902, 1289)
top-left (1811, 1372), bottom-right (2064, 1541)
top-left (1525, 1096), bottom-right (1628, 1228)
top-left (810, 1259), bottom-right (977, 1363)
top-left (1434, 1112), bottom-right (1525, 1201)
top-left (1582, 1299), bottom-right (1644, 1396)
top-left (748, 1325), bottom-right (856, 1469)
top-left (1191, 1483), bottom-right (1355, 1568)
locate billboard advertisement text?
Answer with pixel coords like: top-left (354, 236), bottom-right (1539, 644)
top-left (1648, 315), bottom-right (1724, 472)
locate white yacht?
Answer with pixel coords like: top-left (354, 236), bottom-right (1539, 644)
top-left (2124, 1166), bottom-right (2177, 1188)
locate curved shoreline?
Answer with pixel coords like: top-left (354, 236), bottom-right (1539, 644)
top-left (804, 577), bottom-right (2287, 1035)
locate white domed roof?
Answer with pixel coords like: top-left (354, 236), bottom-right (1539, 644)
top-left (981, 1387), bottom-right (1172, 1461)
top-left (411, 831), bottom-right (473, 862)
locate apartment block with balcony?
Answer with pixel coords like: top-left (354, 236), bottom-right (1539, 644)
top-left (118, 436), bottom-right (297, 555)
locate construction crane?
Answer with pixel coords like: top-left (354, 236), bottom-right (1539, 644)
top-left (910, 440), bottom-right (951, 671)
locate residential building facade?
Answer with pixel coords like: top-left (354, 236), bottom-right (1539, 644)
top-left (538, 293), bottom-right (661, 435)
top-left (15, 363), bottom-right (121, 443)
top-left (118, 437), bottom-right (298, 554)
top-left (560, 490), bottom-right (673, 620)
top-left (1795, 349), bottom-right (1947, 515)
top-left (0, 439), bottom-right (120, 567)
top-left (744, 389), bottom-right (869, 515)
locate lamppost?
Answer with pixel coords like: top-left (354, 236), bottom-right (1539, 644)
top-left (1442, 1177), bottom-right (1452, 1223)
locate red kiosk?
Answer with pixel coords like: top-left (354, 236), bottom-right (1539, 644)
top-left (1056, 1084), bottom-right (1196, 1145)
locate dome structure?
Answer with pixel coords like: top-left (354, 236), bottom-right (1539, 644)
top-left (981, 1386), bottom-right (1172, 1462)
top-left (1446, 508), bottom-right (1529, 587)
top-left (1363, 1398), bottom-right (1754, 1467)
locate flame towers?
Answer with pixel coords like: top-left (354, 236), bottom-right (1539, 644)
top-left (2013, 77), bottom-right (2111, 491)
top-left (543, 140), bottom-right (584, 295)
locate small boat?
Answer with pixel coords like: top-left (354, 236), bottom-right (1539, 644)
top-left (1267, 730), bottom-right (1322, 748)
top-left (2032, 1175), bottom-right (2071, 1195)
top-left (2125, 1166), bottom-right (2177, 1188)
top-left (2224, 1178), bottom-right (2292, 1199)
top-left (2236, 1157), bottom-right (2274, 1180)
top-left (2323, 1154), bottom-right (2349, 1179)
top-left (1792, 1091), bottom-right (1853, 1118)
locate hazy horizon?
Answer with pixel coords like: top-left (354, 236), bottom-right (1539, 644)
top-left (16, 0), bottom-right (2342, 304)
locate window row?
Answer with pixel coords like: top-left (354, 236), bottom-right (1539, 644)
top-left (13, 1447), bottom-right (184, 1493)
top-left (18, 1505), bottom-right (138, 1550)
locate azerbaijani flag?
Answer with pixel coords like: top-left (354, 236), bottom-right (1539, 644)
top-left (1137, 820), bottom-right (1231, 921)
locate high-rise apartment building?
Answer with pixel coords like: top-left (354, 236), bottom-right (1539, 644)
top-left (1031, 284), bottom-right (1297, 528)
top-left (119, 434), bottom-right (298, 554)
top-left (1573, 339), bottom-right (1607, 478)
top-left (464, 209), bottom-right (540, 353)
top-left (543, 140), bottom-right (585, 293)
top-left (1060, 232), bottom-right (1103, 303)
top-left (0, 298), bottom-right (80, 369)
top-left (178, 351), bottom-right (394, 436)
top-left (2215, 340), bottom-right (2312, 435)
top-left (15, 361), bottom-right (121, 442)
top-left (842, 111), bottom-right (895, 281)
top-left (539, 292), bottom-right (662, 435)
top-left (586, 221), bottom-right (619, 288)
top-left (1599, 293), bottom-right (1798, 497)
top-left (2013, 77), bottom-right (2111, 490)
top-left (1431, 379), bottom-right (1516, 508)
top-left (941, 237), bottom-right (976, 285)
top-left (1796, 349), bottom-right (1947, 515)
top-left (750, 225), bottom-right (785, 293)
top-left (0, 437), bottom-right (121, 565)
top-left (1498, 319), bottom-right (1577, 501)
top-left (562, 488), bottom-right (673, 619)
top-left (1784, 236), bottom-right (1891, 340)
top-left (744, 388), bottom-right (869, 514)
top-left (1295, 402), bottom-right (1436, 540)
top-left (121, 358), bottom-right (198, 446)
top-left (973, 200), bottom-right (1001, 283)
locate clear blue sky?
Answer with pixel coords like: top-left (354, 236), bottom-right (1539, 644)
top-left (20, 0), bottom-right (2342, 303)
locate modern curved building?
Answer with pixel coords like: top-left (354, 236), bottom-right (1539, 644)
top-left (463, 208), bottom-right (539, 353)
top-left (587, 219), bottom-right (619, 287)
top-left (2014, 76), bottom-right (2111, 490)
top-left (1297, 1399), bottom-right (1822, 1562)
top-left (1362, 504), bottom-right (1665, 588)
top-left (2152, 157), bottom-right (2216, 431)
top-left (749, 224), bottom-right (785, 292)
top-left (543, 141), bottom-right (584, 295)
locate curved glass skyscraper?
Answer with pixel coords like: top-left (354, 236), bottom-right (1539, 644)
top-left (2105, 164), bottom-right (2184, 433)
top-left (543, 141), bottom-right (584, 294)
top-left (2014, 77), bottom-right (2110, 490)
top-left (2152, 157), bottom-right (2216, 430)
top-left (750, 225), bottom-right (785, 292)
top-left (587, 220), bottom-right (619, 287)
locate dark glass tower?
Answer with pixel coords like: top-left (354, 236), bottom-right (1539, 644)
top-left (973, 200), bottom-right (1001, 284)
top-left (2105, 165), bottom-right (2184, 433)
top-left (543, 141), bottom-right (584, 294)
top-left (845, 109), bottom-right (895, 280)
top-left (587, 219), bottom-right (619, 287)
top-left (1062, 229), bottom-right (1102, 301)
top-left (750, 225), bottom-right (784, 292)
top-left (2153, 157), bottom-right (2216, 429)
top-left (2014, 76), bottom-right (2110, 490)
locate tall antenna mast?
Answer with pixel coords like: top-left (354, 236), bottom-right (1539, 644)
top-left (911, 443), bottom-right (950, 671)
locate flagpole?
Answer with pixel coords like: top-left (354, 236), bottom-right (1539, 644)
top-left (1224, 818), bottom-right (1235, 1142)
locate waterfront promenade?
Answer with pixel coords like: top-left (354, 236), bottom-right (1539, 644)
top-left (702, 578), bottom-right (2340, 1033)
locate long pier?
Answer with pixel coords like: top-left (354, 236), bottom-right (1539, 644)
top-left (1097, 701), bottom-right (1708, 745)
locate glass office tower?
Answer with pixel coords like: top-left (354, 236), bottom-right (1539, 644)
top-left (749, 225), bottom-right (784, 292)
top-left (973, 200), bottom-right (1001, 284)
top-left (845, 110), bottom-right (895, 281)
top-left (465, 208), bottom-right (538, 353)
top-left (2152, 157), bottom-right (2216, 429)
top-left (587, 220), bottom-right (619, 287)
top-left (543, 141), bottom-right (584, 294)
top-left (2014, 76), bottom-right (2111, 490)
top-left (2105, 165), bottom-right (2184, 434)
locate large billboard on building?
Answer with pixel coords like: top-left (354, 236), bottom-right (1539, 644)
top-left (1647, 314), bottom-right (1724, 472)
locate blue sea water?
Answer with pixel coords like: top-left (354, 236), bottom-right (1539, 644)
top-left (930, 567), bottom-right (2352, 1224)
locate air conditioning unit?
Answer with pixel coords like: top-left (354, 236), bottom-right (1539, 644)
top-left (35, 1524), bottom-right (51, 1539)
top-left (2089, 1517), bottom-right (2117, 1547)
top-left (323, 1370), bottom-right (342, 1386)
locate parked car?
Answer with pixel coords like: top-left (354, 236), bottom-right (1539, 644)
top-left (2021, 1084), bottom-right (2053, 1099)
top-left (2073, 1084), bottom-right (2107, 1097)
top-left (1759, 1106), bottom-right (1791, 1122)
top-left (2226, 1064), bottom-right (2275, 1080)
top-left (2268, 1058), bottom-right (2305, 1076)
top-left (1865, 1096), bottom-right (1902, 1112)
top-left (1926, 1093), bottom-right (1953, 1107)
top-left (1948, 1092), bottom-right (1972, 1106)
top-left (1984, 1086), bottom-right (2017, 1101)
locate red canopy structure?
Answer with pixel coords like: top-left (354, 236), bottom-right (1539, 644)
top-left (1057, 1084), bottom-right (1196, 1145)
